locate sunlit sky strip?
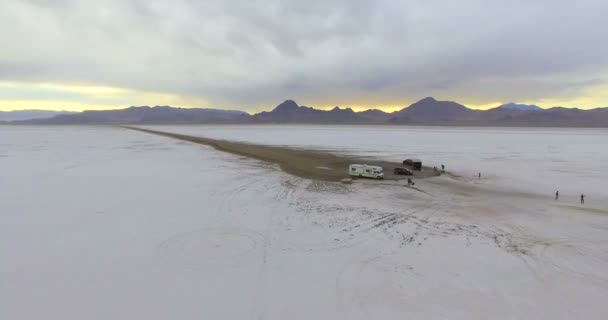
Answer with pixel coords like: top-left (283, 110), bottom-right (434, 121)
top-left (1, 81), bottom-right (606, 113)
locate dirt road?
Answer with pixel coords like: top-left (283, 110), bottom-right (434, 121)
top-left (123, 126), bottom-right (439, 182)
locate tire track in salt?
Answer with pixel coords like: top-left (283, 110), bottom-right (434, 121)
top-left (156, 227), bottom-right (267, 270)
top-left (335, 253), bottom-right (443, 319)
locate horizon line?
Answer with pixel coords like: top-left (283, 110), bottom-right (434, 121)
top-left (1, 98), bottom-right (606, 114)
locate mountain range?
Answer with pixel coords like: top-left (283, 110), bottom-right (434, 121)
top-left (0, 109), bottom-right (76, 122)
top-left (3, 98), bottom-right (607, 127)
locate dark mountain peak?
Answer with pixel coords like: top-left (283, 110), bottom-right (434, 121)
top-left (390, 97), bottom-right (473, 124)
top-left (496, 102), bottom-right (542, 111)
top-left (419, 97), bottom-right (437, 103)
top-left (406, 97), bottom-right (469, 111)
top-left (329, 106), bottom-right (355, 113)
top-left (273, 100), bottom-right (299, 112)
top-left (357, 108), bottom-right (391, 123)
top-left (359, 108), bottom-right (387, 115)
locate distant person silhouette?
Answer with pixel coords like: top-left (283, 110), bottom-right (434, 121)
top-left (478, 172), bottom-right (481, 179)
top-left (581, 194), bottom-right (585, 204)
top-left (555, 191), bottom-right (559, 200)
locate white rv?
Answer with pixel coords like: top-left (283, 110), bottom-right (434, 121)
top-left (349, 164), bottom-right (384, 179)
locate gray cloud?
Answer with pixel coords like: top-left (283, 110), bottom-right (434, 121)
top-left (1, 0), bottom-right (607, 108)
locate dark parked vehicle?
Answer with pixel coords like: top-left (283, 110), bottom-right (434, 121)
top-left (394, 167), bottom-right (413, 175)
top-left (403, 158), bottom-right (422, 170)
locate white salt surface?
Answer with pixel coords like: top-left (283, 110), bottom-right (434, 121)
top-left (148, 125), bottom-right (608, 200)
top-left (1, 125), bottom-right (607, 319)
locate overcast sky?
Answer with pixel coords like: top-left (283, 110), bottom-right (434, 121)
top-left (1, 0), bottom-right (607, 112)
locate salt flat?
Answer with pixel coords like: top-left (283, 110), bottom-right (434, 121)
top-left (1, 125), bottom-right (607, 319)
top-left (148, 125), bottom-right (608, 199)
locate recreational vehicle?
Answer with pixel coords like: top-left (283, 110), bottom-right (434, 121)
top-left (349, 164), bottom-right (384, 179)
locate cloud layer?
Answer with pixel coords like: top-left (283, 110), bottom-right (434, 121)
top-left (1, 0), bottom-right (607, 110)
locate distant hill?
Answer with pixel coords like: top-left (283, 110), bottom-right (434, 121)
top-left (357, 109), bottom-right (394, 123)
top-left (5, 98), bottom-right (607, 127)
top-left (495, 103), bottom-right (542, 111)
top-left (18, 106), bottom-right (250, 124)
top-left (388, 97), bottom-right (478, 124)
top-left (0, 110), bottom-right (76, 122)
top-left (485, 106), bottom-right (608, 127)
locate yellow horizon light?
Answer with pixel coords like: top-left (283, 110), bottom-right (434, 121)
top-left (1, 81), bottom-right (606, 112)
